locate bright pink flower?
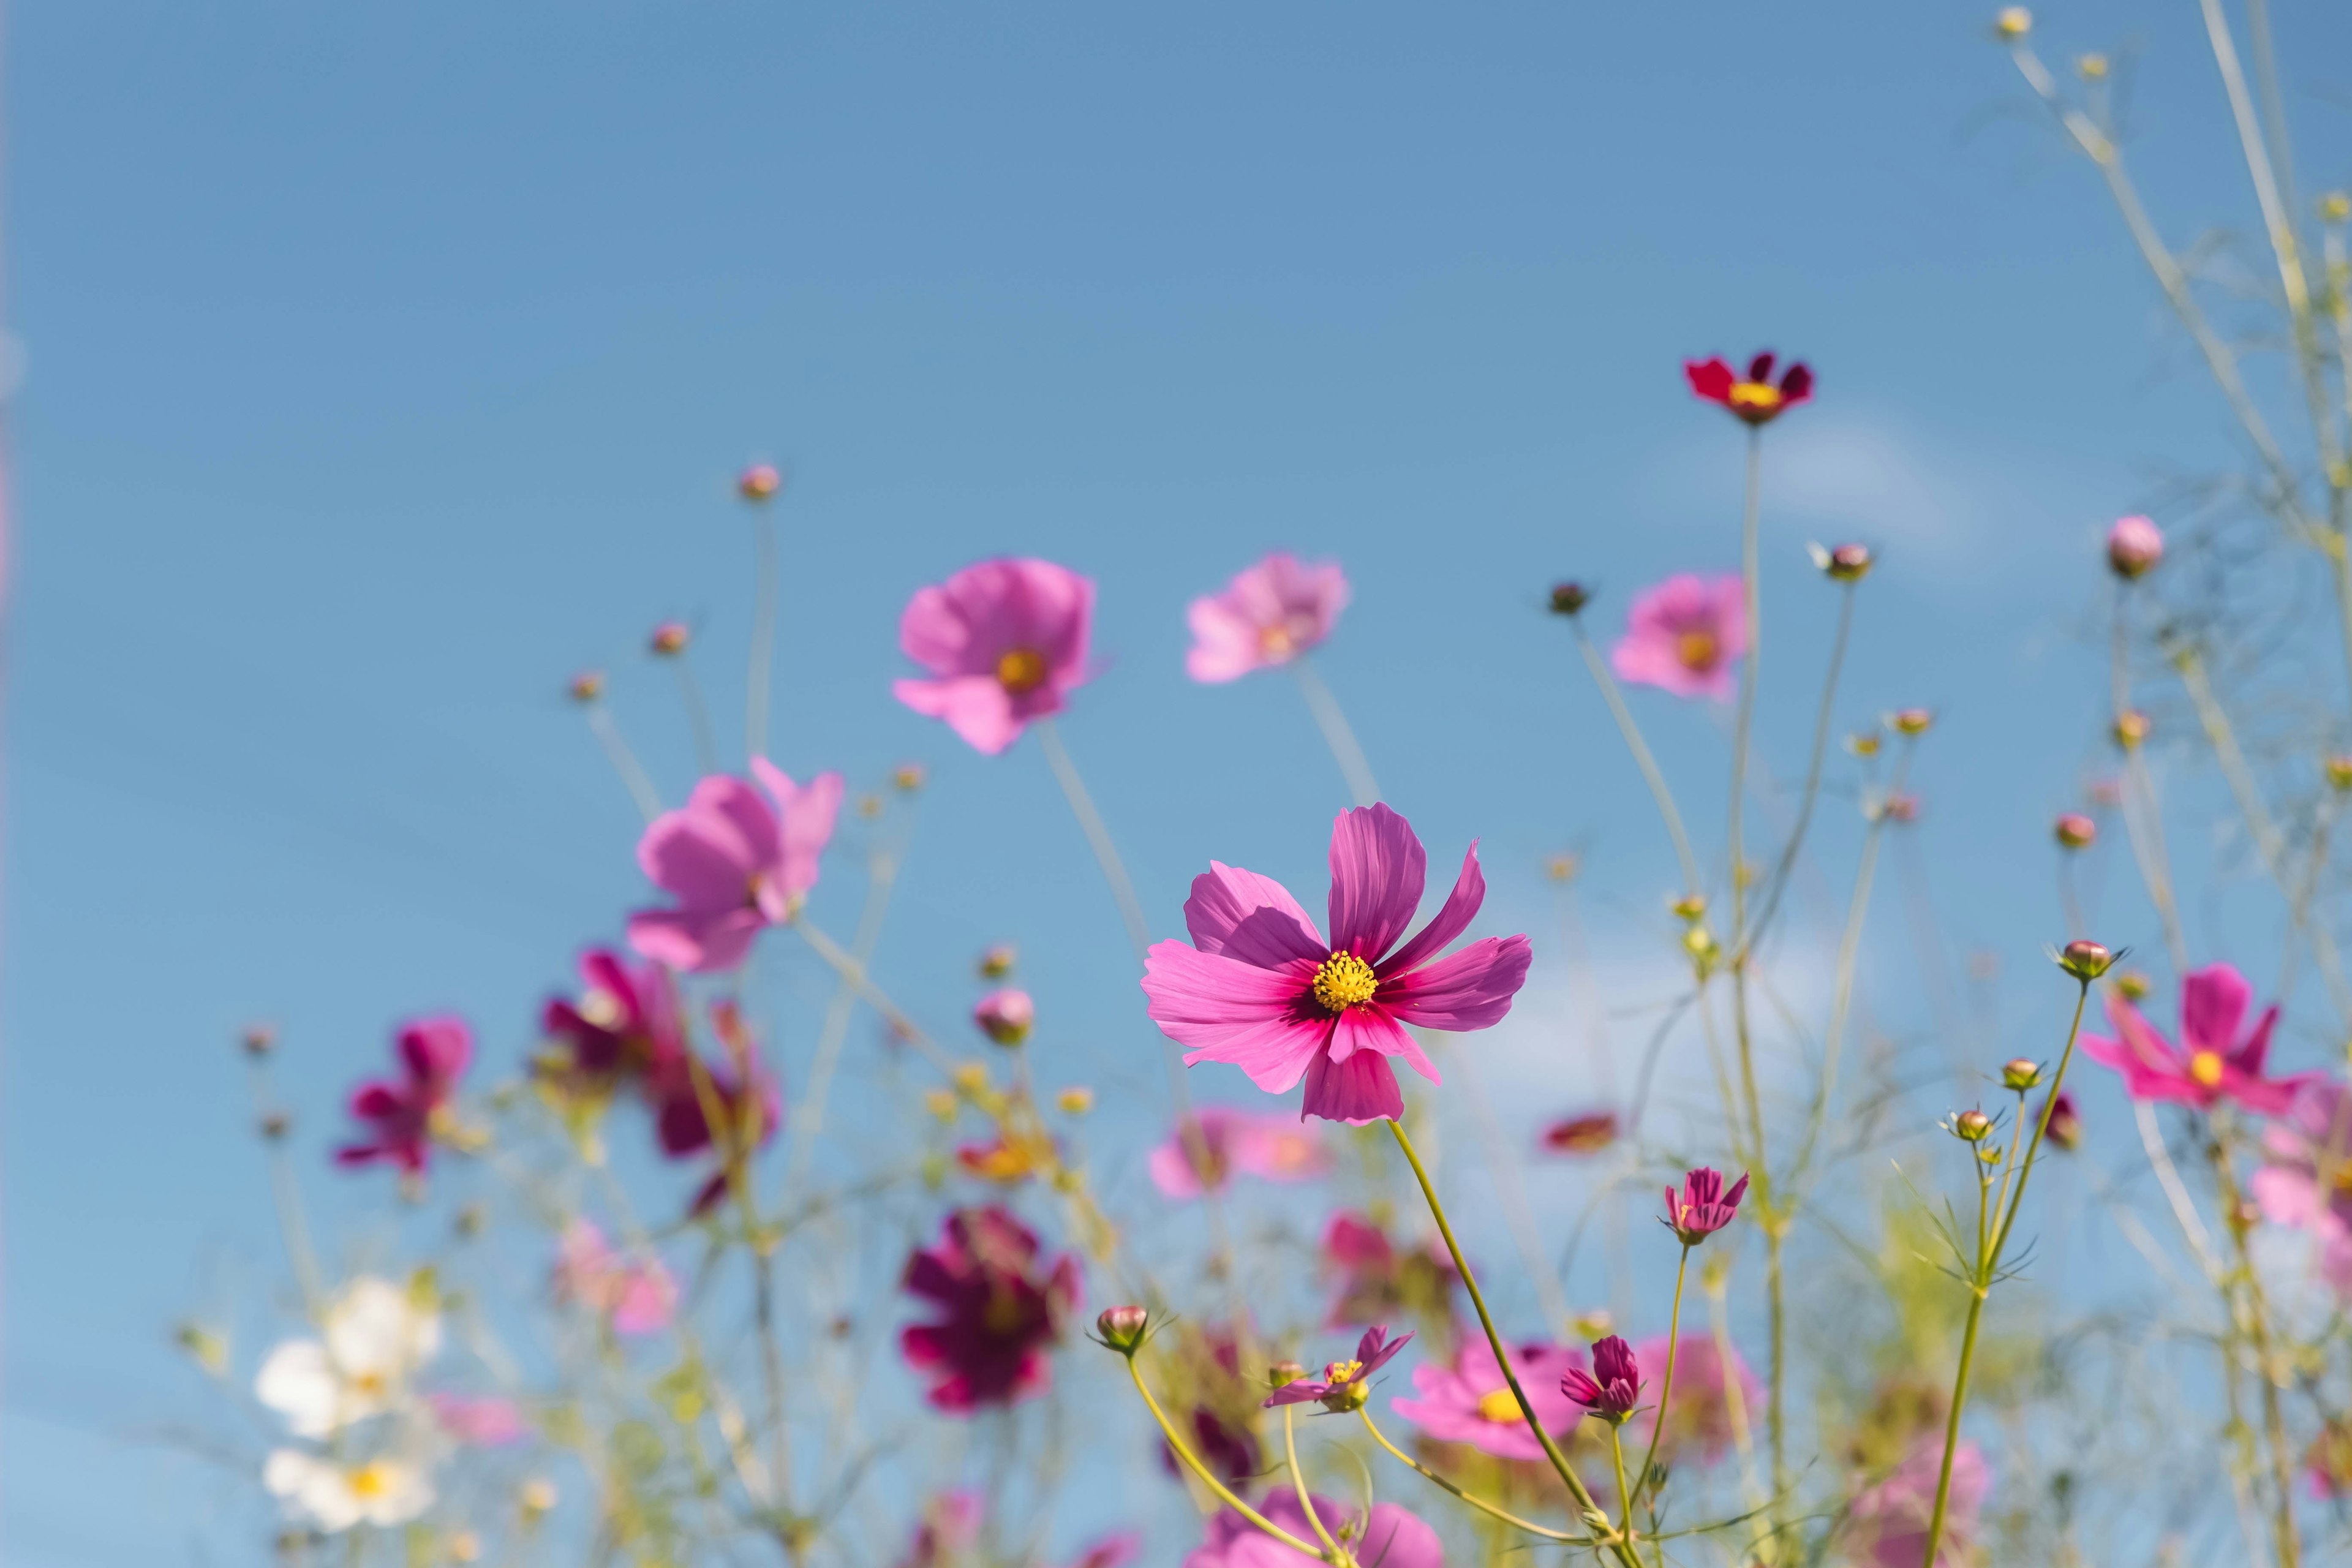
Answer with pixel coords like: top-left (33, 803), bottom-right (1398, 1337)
top-left (540, 949), bottom-right (685, 1087)
top-left (627, 763), bottom-right (843, 973)
top-left (1611, 574), bottom-right (1747, 699)
top-left (1390, 1332), bottom-right (1582, 1459)
top-left (336, 1016), bottom-right (472, 1177)
top-left (894, 1493), bottom-right (982, 1568)
top-left (552, 1221), bottom-right (679, 1336)
top-left (1562, 1334), bottom-right (1641, 1423)
top-left (1662, 1166), bottom-right (1749, 1245)
top-left (1686, 351), bottom-right (1813, 425)
top-left (900, 1207), bottom-right (1080, 1412)
top-left (1626, 1333), bottom-right (1759, 1464)
top-left (1185, 1493), bottom-right (1441, 1568)
top-left (1147, 1107), bottom-right (1329, 1199)
top-left (1142, 804), bottom-right (1533, 1125)
top-left (1849, 1438), bottom-right (1988, 1568)
top-left (426, 1392), bottom-right (529, 1447)
top-left (892, 558), bottom-right (1095, 755)
top-left (1185, 554), bottom-right (1349, 683)
top-left (2081, 963), bottom-right (2311, 1114)
top-left (1264, 1325), bottom-right (1412, 1412)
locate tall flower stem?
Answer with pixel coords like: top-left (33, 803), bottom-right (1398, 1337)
top-left (1570, 619), bottom-right (1704, 897)
top-left (673, 656), bottom-right (721, 778)
top-left (1610, 1424), bottom-right (1637, 1528)
top-left (1727, 424), bottom-right (1764, 955)
top-left (585, 701), bottom-right (663, 823)
top-left (1291, 654), bottom-right (1381, 807)
top-left (1282, 1406), bottom-right (1348, 1562)
top-left (1356, 1409), bottom-right (1578, 1542)
top-left (745, 507), bottom-right (780, 763)
top-left (1386, 1117), bottom-right (1645, 1568)
top-left (783, 833), bottom-right (905, 1204)
top-left (1737, 580), bottom-right (1856, 961)
top-left (1122, 1359), bottom-right (1330, 1559)
top-left (2211, 1127), bottom-right (2302, 1568)
top-left (1631, 1244), bottom-right (1694, 1514)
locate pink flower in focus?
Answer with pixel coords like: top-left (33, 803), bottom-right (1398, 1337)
top-left (1390, 1332), bottom-right (1583, 1459)
top-left (627, 763), bottom-right (845, 973)
top-left (426, 1392), bottom-right (529, 1447)
top-left (900, 1207), bottom-right (1080, 1412)
top-left (1849, 1439), bottom-right (1988, 1568)
top-left (552, 1221), bottom-right (679, 1336)
top-left (1147, 1107), bottom-right (1329, 1199)
top-left (540, 949), bottom-right (685, 1088)
top-left (1562, 1335), bottom-right (1641, 1423)
top-left (1662, 1166), bottom-right (1749, 1245)
top-left (1626, 1333), bottom-right (1759, 1464)
top-left (1185, 554), bottom-right (1350, 683)
top-left (1185, 1493), bottom-right (1441, 1568)
top-left (892, 558), bottom-right (1096, 755)
top-left (1264, 1325), bottom-right (1412, 1412)
top-left (2081, 963), bottom-right (2311, 1114)
top-left (1611, 575), bottom-right (1747, 699)
top-left (336, 1016), bottom-right (473, 1177)
top-left (1142, 804), bottom-right (1533, 1125)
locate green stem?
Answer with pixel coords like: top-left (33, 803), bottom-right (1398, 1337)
top-left (2214, 1133), bottom-right (2303, 1568)
top-left (1610, 1423), bottom-right (1637, 1540)
top-left (1570, 620), bottom-right (1704, 897)
top-left (1634, 1245), bottom-right (1694, 1511)
top-left (1282, 1405), bottom-right (1349, 1563)
top-left (1737, 579), bottom-right (1855, 962)
top-left (1355, 1408), bottom-right (1580, 1542)
top-left (1124, 1359), bottom-right (1329, 1559)
top-left (1728, 423), bottom-right (1763, 949)
top-left (745, 508), bottom-right (779, 761)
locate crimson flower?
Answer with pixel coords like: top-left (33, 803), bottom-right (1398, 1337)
top-left (1685, 350), bottom-right (1814, 425)
top-left (1539, 1109), bottom-right (1619, 1156)
top-left (1264, 1325), bottom-right (1412, 1412)
top-left (1561, 1334), bottom-right (1642, 1423)
top-left (1662, 1166), bottom-right (1749, 1245)
top-left (2081, 962), bottom-right (2311, 1114)
top-left (900, 1207), bottom-right (1080, 1412)
top-left (337, 1016), bottom-right (472, 1177)
top-left (539, 949), bottom-right (684, 1089)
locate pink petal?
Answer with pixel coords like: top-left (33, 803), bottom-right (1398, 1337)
top-left (2233, 1003), bottom-right (2280, 1077)
top-left (687, 774), bottom-right (781, 870)
top-left (2180, 964), bottom-right (2252, 1057)
top-left (1327, 804), bottom-right (1427, 960)
top-left (1332, 1007), bottom-right (1440, 1086)
top-left (2251, 1165), bottom-right (2325, 1231)
top-left (1382, 936), bottom-right (1533, 1033)
top-left (1302, 1049), bottom-right (1403, 1125)
top-left (1142, 942), bottom-right (1330, 1091)
top-left (1379, 840), bottom-right (1488, 977)
top-left (1183, 862), bottom-right (1327, 968)
top-left (1184, 597), bottom-right (1265, 684)
top-left (611, 1264), bottom-right (679, 1336)
top-left (894, 674), bottom-right (1026, 755)
top-left (627, 906), bottom-right (765, 973)
top-left (752, 761), bottom-right (844, 899)
top-left (1147, 1140), bottom-right (1210, 1198)
top-left (2080, 1033), bottom-right (2200, 1106)
top-left (636, 812), bottom-right (755, 907)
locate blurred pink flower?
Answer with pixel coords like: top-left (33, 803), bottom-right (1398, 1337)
top-left (1390, 1332), bottom-right (1582, 1459)
top-left (895, 1492), bottom-right (982, 1568)
top-left (540, 949), bottom-right (684, 1087)
top-left (2082, 963), bottom-right (2310, 1114)
top-left (2251, 1080), bottom-right (2352, 1293)
top-left (336, 1016), bottom-right (472, 1177)
top-left (552, 1220), bottom-right (679, 1336)
top-left (627, 763), bottom-right (844, 973)
top-left (1320, 1210), bottom-right (1458, 1329)
top-left (1849, 1438), bottom-right (1988, 1567)
top-left (1061, 1533), bottom-right (1141, 1568)
top-left (1142, 804), bottom-right (1532, 1125)
top-left (426, 1392), bottom-right (529, 1447)
top-left (1626, 1333), bottom-right (1760, 1464)
top-left (1611, 574), bottom-right (1747, 699)
top-left (1147, 1107), bottom-right (1329, 1199)
top-left (1539, 1109), bottom-right (1619, 1155)
top-left (1185, 1493), bottom-right (1441, 1568)
top-left (900, 1207), bottom-right (1080, 1412)
top-left (892, 558), bottom-right (1095, 754)
top-left (1185, 554), bottom-right (1349, 682)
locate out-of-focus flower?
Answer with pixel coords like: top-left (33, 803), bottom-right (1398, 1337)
top-left (1320, 1211), bottom-right (1460, 1330)
top-left (1890, 707), bottom-right (1933, 736)
top-left (900, 1207), bottom-right (1079, 1412)
top-left (2082, 963), bottom-right (2309, 1114)
top-left (892, 558), bottom-right (1095, 755)
top-left (1809, 541), bottom-right (1873, 581)
top-left (979, 943), bottom-right (1017, 978)
top-left (1540, 1109), bottom-right (1619, 1156)
top-left (1993, 7), bottom-right (2031, 39)
top-left (428, 1392), bottom-right (529, 1447)
top-left (539, 949), bottom-right (684, 1091)
top-left (519, 1477), bottom-right (558, 1516)
top-left (1847, 731), bottom-right (1883, 757)
top-left (2088, 777), bottom-right (2124, 808)
top-left (2307, 1418), bottom-right (2352, 1498)
top-left (738, 464), bottom-right (782, 502)
top-left (1184, 1493), bottom-right (1441, 1568)
top-left (2250, 1081), bottom-right (2352, 1293)
top-left (1186, 553), bottom-right (1349, 682)
top-left (894, 1492), bottom-right (982, 1568)
top-left (257, 1277), bottom-right (441, 1439)
top-left (2112, 710), bottom-right (2150, 750)
top-left (568, 671), bottom-right (605, 703)
top-left (1849, 1438), bottom-right (1988, 1566)
top-left (336, 1017), bottom-right (473, 1178)
top-left (2106, 515), bottom-right (2163, 579)
top-left (175, 1320), bottom-right (230, 1377)
top-left (263, 1450), bottom-right (434, 1533)
top-left (1561, 1335), bottom-right (1641, 1423)
top-left (1627, 1333), bottom-right (1759, 1464)
top-left (1142, 804), bottom-right (1532, 1125)
top-left (2325, 756), bottom-right (2352, 791)
top-left (2040, 1089), bottom-right (2082, 1150)
top-left (973, 988), bottom-right (1035, 1046)
top-left (2054, 813), bottom-right (2097, 850)
top-left (1880, 793), bottom-right (1921, 824)
top-left (955, 1136), bottom-right (1041, 1185)
top-left (552, 1221), bottom-right (678, 1336)
top-left (1056, 1085), bottom-right (1095, 1114)
top-left (2323, 192), bottom-right (2352, 224)
top-left (1147, 1107), bottom-right (1329, 1199)
top-left (1391, 1332), bottom-right (1581, 1458)
top-left (1611, 575), bottom-right (1747, 700)
top-left (1153, 1320), bottom-right (1265, 1484)
top-left (1663, 1167), bottom-right (1749, 1245)
top-left (1061, 1533), bottom-right (1142, 1568)
top-left (627, 764), bottom-right (844, 973)
top-left (2076, 51), bottom-right (2109, 79)
top-left (242, 1024), bottom-right (277, 1057)
top-left (1686, 351), bottom-right (1814, 426)
top-left (650, 1055), bottom-right (782, 1195)
top-left (1264, 1325), bottom-right (1412, 1413)
top-left (649, 620), bottom-right (690, 656)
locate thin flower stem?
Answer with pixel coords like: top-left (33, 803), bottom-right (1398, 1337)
top-left (246, 1057), bottom-right (326, 1316)
top-left (1123, 1359), bottom-right (1330, 1560)
top-left (783, 835), bottom-right (905, 1204)
top-left (2211, 1129), bottom-right (2302, 1568)
top-left (2108, 582), bottom-right (2189, 973)
top-left (790, 921), bottom-right (959, 1077)
top-left (673, 657), bottom-right (720, 778)
top-left (1728, 424), bottom-right (1762, 950)
top-left (1281, 1406), bottom-right (1348, 1562)
top-left (1631, 1245), bottom-right (1692, 1512)
top-left (1610, 1424), bottom-right (1637, 1536)
top-left (1571, 620), bottom-right (1704, 896)
top-left (1354, 1408), bottom-right (1580, 1542)
top-left (1291, 655), bottom-right (1381, 808)
top-left (1707, 1266), bottom-right (1768, 1523)
top-left (1737, 580), bottom-right (1855, 961)
top-left (1035, 717), bottom-right (1151, 963)
top-left (586, 703), bottom-right (663, 823)
top-left (1453, 1039), bottom-right (1577, 1336)
top-left (1385, 1117), bottom-right (1645, 1568)
top-left (2136, 1100), bottom-right (2217, 1272)
top-left (745, 509), bottom-right (780, 763)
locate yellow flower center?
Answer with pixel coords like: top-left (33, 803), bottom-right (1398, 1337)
top-left (995, 647), bottom-right (1049, 694)
top-left (1324, 1359), bottom-right (1363, 1385)
top-left (982, 1287), bottom-right (1028, 1335)
top-left (349, 1462), bottom-right (393, 1499)
top-left (1313, 952), bottom-right (1379, 1012)
top-left (1727, 381), bottom-right (1784, 413)
top-left (1476, 1387), bottom-right (1525, 1423)
top-left (1260, 624), bottom-right (1296, 658)
top-left (1675, 630), bottom-right (1720, 671)
top-left (2188, 1050), bottom-right (2226, 1088)
top-left (578, 989), bottom-right (624, 1028)
top-left (351, 1370), bottom-right (390, 1399)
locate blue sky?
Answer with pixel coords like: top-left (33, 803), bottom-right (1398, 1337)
top-left (8, 1), bottom-right (2351, 1562)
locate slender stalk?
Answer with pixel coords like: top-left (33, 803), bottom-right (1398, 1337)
top-left (783, 835), bottom-right (904, 1202)
top-left (1728, 425), bottom-right (1763, 949)
top-left (1738, 581), bottom-right (1855, 960)
top-left (791, 921), bottom-right (959, 1076)
top-left (1124, 1359), bottom-right (1329, 1559)
top-left (1292, 655), bottom-right (1381, 807)
top-left (745, 508), bottom-right (780, 762)
top-left (1035, 718), bottom-right (1152, 961)
top-left (672, 657), bottom-right (720, 778)
top-left (1610, 1424), bottom-right (1637, 1531)
top-left (1632, 1245), bottom-right (1694, 1510)
top-left (1570, 619), bottom-right (1705, 895)
top-left (2213, 1131), bottom-right (2302, 1568)
top-left (246, 1056), bottom-right (325, 1315)
top-left (1281, 1406), bottom-right (1347, 1562)
top-left (1355, 1409), bottom-right (1580, 1542)
top-left (585, 703), bottom-right (663, 823)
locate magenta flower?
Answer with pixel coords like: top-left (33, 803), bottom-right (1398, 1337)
top-left (1185, 553), bottom-right (1349, 683)
top-left (426, 1393), bottom-right (529, 1447)
top-left (540, 949), bottom-right (684, 1087)
top-left (1265, 1325), bottom-right (1412, 1412)
top-left (1625, 1333), bottom-right (1759, 1464)
top-left (552, 1221), bottom-right (679, 1336)
top-left (1611, 574), bottom-right (1747, 699)
top-left (1142, 804), bottom-right (1533, 1125)
top-left (1184, 1493), bottom-right (1441, 1568)
top-left (627, 763), bottom-right (844, 973)
top-left (2081, 963), bottom-right (2310, 1114)
top-left (1147, 1107), bottom-right (1330, 1199)
top-left (1390, 1332), bottom-right (1582, 1459)
top-left (892, 557), bottom-right (1095, 755)
top-left (900, 1207), bottom-right (1080, 1412)
top-left (1662, 1167), bottom-right (1750, 1245)
top-left (336, 1016), bottom-right (473, 1177)
top-left (1562, 1335), bottom-right (1642, 1424)
top-left (1849, 1438), bottom-right (1988, 1568)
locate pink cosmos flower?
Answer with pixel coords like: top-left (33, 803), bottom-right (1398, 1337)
top-left (1264, 1325), bottom-right (1412, 1412)
top-left (2081, 963), bottom-right (2310, 1115)
top-left (1147, 1107), bottom-right (1330, 1199)
top-left (900, 1207), bottom-right (1080, 1412)
top-left (1626, 1334), bottom-right (1759, 1464)
top-left (426, 1392), bottom-right (529, 1447)
top-left (1142, 804), bottom-right (1534, 1125)
top-left (337, 1016), bottom-right (473, 1177)
top-left (1185, 554), bottom-right (1350, 683)
top-left (1562, 1335), bottom-right (1641, 1423)
top-left (1611, 574), bottom-right (1747, 699)
top-left (1390, 1332), bottom-right (1583, 1459)
top-left (1662, 1167), bottom-right (1749, 1245)
top-left (552, 1221), bottom-right (679, 1336)
top-left (1849, 1438), bottom-right (1988, 1568)
top-left (540, 949), bottom-right (684, 1088)
top-left (1185, 1493), bottom-right (1441, 1568)
top-left (892, 558), bottom-right (1095, 755)
top-left (627, 763), bottom-right (845, 973)
top-left (2251, 1080), bottom-right (2352, 1293)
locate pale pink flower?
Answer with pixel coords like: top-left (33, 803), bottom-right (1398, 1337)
top-left (2251, 1080), bottom-right (2352, 1294)
top-left (1185, 554), bottom-right (1349, 682)
top-left (892, 558), bottom-right (1095, 754)
top-left (627, 763), bottom-right (843, 972)
top-left (1390, 1332), bottom-right (1583, 1460)
top-left (552, 1221), bottom-right (679, 1337)
top-left (1849, 1439), bottom-right (1988, 1567)
top-left (1148, 1107), bottom-right (1330, 1199)
top-left (1141, 804), bottom-right (1533, 1125)
top-left (426, 1392), bottom-right (529, 1447)
top-left (1611, 574), bottom-right (1747, 699)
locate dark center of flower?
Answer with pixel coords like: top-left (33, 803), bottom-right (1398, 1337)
top-left (995, 647), bottom-right (1049, 694)
top-left (1675, 630), bottom-right (1719, 671)
top-left (1312, 951), bottom-right (1379, 1012)
top-left (1476, 1387), bottom-right (1523, 1423)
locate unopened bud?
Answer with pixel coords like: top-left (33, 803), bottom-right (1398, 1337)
top-left (1994, 6), bottom-right (2031, 39)
top-left (260, 1111), bottom-right (292, 1141)
top-left (856, 793), bottom-right (884, 820)
top-left (1056, 1086), bottom-right (1095, 1115)
top-left (2112, 710), bottom-right (2150, 750)
top-left (2054, 813), bottom-right (2097, 850)
top-left (978, 944), bottom-right (1017, 979)
top-left (2076, 52), bottom-right (2109, 80)
top-left (1267, 1360), bottom-right (1307, 1390)
top-left (1950, 1109), bottom-right (1993, 1142)
top-left (737, 464), bottom-right (783, 502)
top-left (2326, 756), bottom-right (2352, 791)
top-left (2323, 192), bottom-right (2352, 225)
top-left (1809, 541), bottom-right (1873, 581)
top-left (973, 988), bottom-right (1035, 1047)
top-left (519, 1478), bottom-right (559, 1518)
top-left (2106, 515), bottom-right (2164, 580)
top-left (174, 1320), bottom-right (230, 1376)
top-left (1682, 924), bottom-right (1719, 969)
top-left (893, 763), bottom-right (927, 792)
top-left (2001, 1058), bottom-right (2042, 1091)
top-left (1890, 708), bottom-right (1933, 736)
top-left (1881, 793), bottom-right (1920, 824)
top-left (241, 1024), bottom-right (277, 1058)
top-left (2057, 940), bottom-right (2115, 981)
top-left (951, 1061), bottom-right (989, 1095)
top-left (924, 1088), bottom-right (959, 1121)
top-left (1096, 1305), bottom-right (1149, 1354)
top-left (1670, 894), bottom-right (1707, 922)
top-left (1847, 731), bottom-right (1883, 758)
top-left (1548, 581), bottom-right (1591, 616)
top-left (449, 1531), bottom-right (483, 1564)
top-left (2114, 970), bottom-right (2150, 1001)
top-left (1545, 853), bottom-right (1580, 882)
top-left (567, 671), bottom-right (605, 704)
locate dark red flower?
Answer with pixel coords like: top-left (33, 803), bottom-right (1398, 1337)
top-left (1562, 1334), bottom-right (1642, 1423)
top-left (1540, 1110), bottom-right (1619, 1156)
top-left (1685, 351), bottom-right (1814, 426)
top-left (900, 1207), bottom-right (1080, 1412)
top-left (538, 949), bottom-right (684, 1088)
top-left (1662, 1166), bottom-right (1749, 1245)
top-left (336, 1016), bottom-right (472, 1177)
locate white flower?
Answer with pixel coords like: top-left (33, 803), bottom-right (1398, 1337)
top-left (263, 1449), bottom-right (435, 1532)
top-left (255, 1276), bottom-right (442, 1438)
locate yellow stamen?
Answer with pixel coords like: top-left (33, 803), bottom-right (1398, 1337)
top-left (1727, 381), bottom-right (1784, 414)
top-left (1476, 1387), bottom-right (1525, 1423)
top-left (349, 1462), bottom-right (392, 1499)
top-left (2188, 1050), bottom-right (2225, 1089)
top-left (995, 647), bottom-right (1049, 694)
top-left (1312, 951), bottom-right (1379, 1012)
top-left (1324, 1359), bottom-right (1363, 1384)
top-left (1675, 629), bottom-right (1719, 671)
top-left (351, 1370), bottom-right (389, 1398)
top-left (982, 1287), bottom-right (1027, 1335)
top-left (1259, 624), bottom-right (1296, 658)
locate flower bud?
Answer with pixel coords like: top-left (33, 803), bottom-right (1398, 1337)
top-left (2112, 710), bottom-right (2150, 750)
top-left (1571, 1309), bottom-right (1615, 1340)
top-left (1267, 1360), bottom-right (1308, 1390)
top-left (2106, 515), bottom-right (2163, 579)
top-left (567, 671), bottom-right (605, 704)
top-left (2323, 192), bottom-right (2352, 225)
top-left (924, 1088), bottom-right (959, 1121)
top-left (241, 1023), bottom-right (277, 1058)
top-left (1950, 1109), bottom-right (1993, 1142)
top-left (2114, 969), bottom-right (2150, 1001)
top-left (1890, 707), bottom-right (1933, 736)
top-left (1545, 853), bottom-right (1580, 882)
top-left (260, 1111), bottom-right (292, 1141)
top-left (2326, 756), bottom-right (2352, 791)
top-left (1847, 731), bottom-right (1883, 758)
top-left (737, 464), bottom-right (783, 502)
top-left (649, 620), bottom-right (690, 656)
top-left (1056, 1085), bottom-right (1095, 1115)
top-left (1096, 1305), bottom-right (1150, 1354)
top-left (973, 988), bottom-right (1035, 1046)
top-left (2076, 52), bottom-right (2109, 79)
top-left (978, 944), bottom-right (1017, 979)
top-left (1881, 793), bottom-right (1920, 824)
top-left (2041, 1090), bottom-right (2082, 1150)
top-left (894, 763), bottom-right (927, 792)
top-left (2001, 1058), bottom-right (2042, 1091)
top-left (1682, 924), bottom-right (1719, 970)
top-left (1670, 894), bottom-right (1707, 922)
top-left (951, 1061), bottom-right (989, 1095)
top-left (1548, 581), bottom-right (1591, 616)
top-left (2056, 939), bottom-right (2115, 981)
top-left (519, 1478), bottom-right (559, 1518)
top-left (1809, 541), bottom-right (1873, 581)
top-left (1994, 6), bottom-right (2031, 39)
top-left (2054, 813), bottom-right (2097, 850)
